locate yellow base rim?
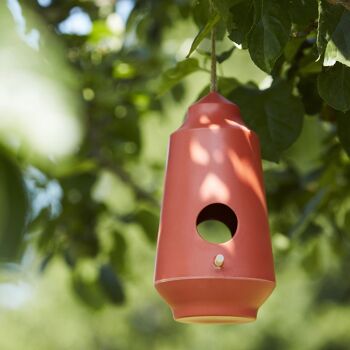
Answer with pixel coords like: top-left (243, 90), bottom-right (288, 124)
top-left (175, 315), bottom-right (256, 324)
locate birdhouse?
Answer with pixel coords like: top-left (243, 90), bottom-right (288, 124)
top-left (154, 92), bottom-right (275, 324)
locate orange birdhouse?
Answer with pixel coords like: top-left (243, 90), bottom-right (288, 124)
top-left (154, 92), bottom-right (275, 324)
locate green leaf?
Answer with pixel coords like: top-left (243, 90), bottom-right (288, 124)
top-left (230, 80), bottom-right (304, 161)
top-left (317, 63), bottom-right (350, 112)
top-left (227, 0), bottom-right (255, 49)
top-left (337, 111), bottom-right (350, 156)
top-left (158, 58), bottom-right (200, 96)
top-left (0, 150), bottom-right (28, 261)
top-left (193, 47), bottom-right (235, 64)
top-left (193, 0), bottom-right (210, 27)
top-left (186, 13), bottom-right (220, 58)
top-left (248, 0), bottom-right (291, 73)
top-left (217, 47), bottom-right (235, 63)
top-left (297, 75), bottom-right (323, 115)
top-left (72, 274), bottom-right (106, 310)
top-left (193, 0), bottom-right (227, 40)
top-left (135, 208), bottom-right (159, 242)
top-left (324, 11), bottom-right (350, 67)
top-left (213, 0), bottom-right (254, 49)
top-left (324, 40), bottom-right (350, 67)
top-left (213, 0), bottom-right (245, 20)
top-left (316, 0), bottom-right (344, 58)
top-left (109, 231), bottom-right (127, 273)
top-left (288, 0), bottom-right (318, 27)
top-left (99, 264), bottom-right (125, 304)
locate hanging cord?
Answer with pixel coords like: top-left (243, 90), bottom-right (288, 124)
top-left (210, 5), bottom-right (217, 92)
top-left (210, 26), bottom-right (217, 92)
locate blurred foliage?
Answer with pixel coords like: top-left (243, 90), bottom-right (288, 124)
top-left (0, 0), bottom-right (350, 349)
top-left (0, 148), bottom-right (27, 260)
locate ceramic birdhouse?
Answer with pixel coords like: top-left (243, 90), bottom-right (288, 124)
top-left (154, 92), bottom-right (275, 324)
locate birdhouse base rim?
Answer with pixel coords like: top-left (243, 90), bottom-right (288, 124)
top-left (175, 315), bottom-right (256, 324)
top-left (155, 276), bottom-right (276, 286)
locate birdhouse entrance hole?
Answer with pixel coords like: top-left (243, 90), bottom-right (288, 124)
top-left (196, 203), bottom-right (237, 244)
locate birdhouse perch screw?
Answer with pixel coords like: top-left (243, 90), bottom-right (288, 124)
top-left (214, 254), bottom-right (224, 268)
